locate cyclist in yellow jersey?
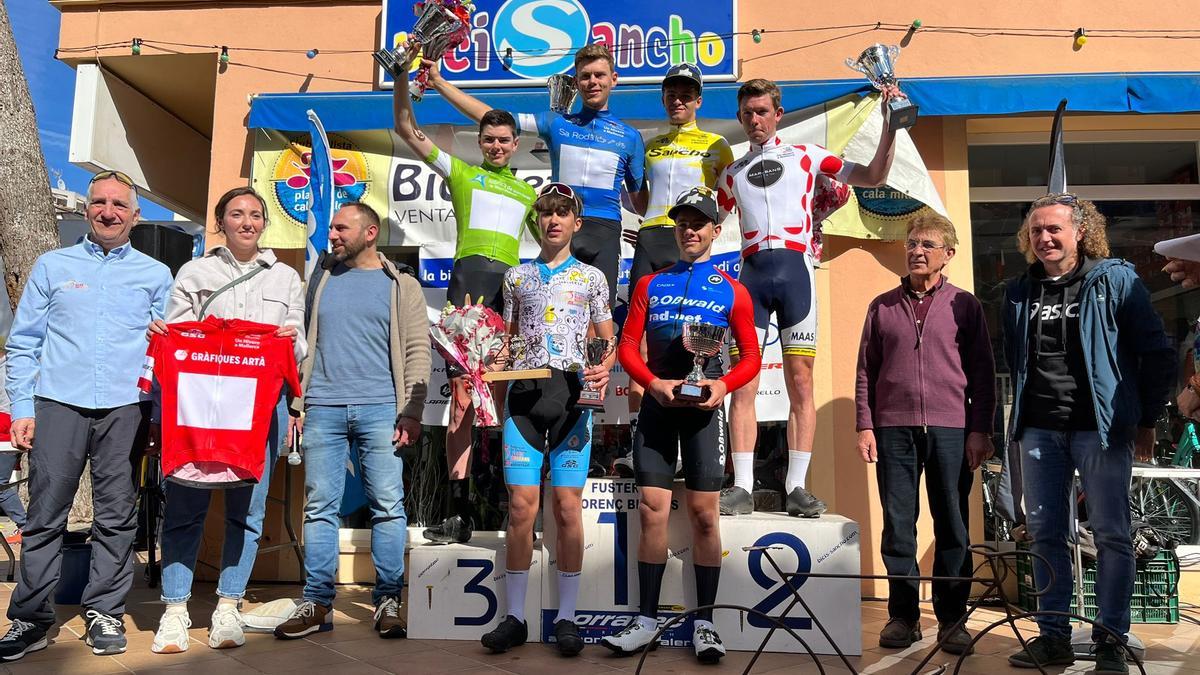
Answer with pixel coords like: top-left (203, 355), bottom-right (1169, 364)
top-left (617, 64), bottom-right (733, 477)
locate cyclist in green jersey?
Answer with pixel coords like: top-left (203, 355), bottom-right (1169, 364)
top-left (393, 68), bottom-right (538, 544)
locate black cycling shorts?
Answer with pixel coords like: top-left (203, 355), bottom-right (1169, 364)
top-left (445, 255), bottom-right (509, 377)
top-left (447, 255), bottom-right (508, 313)
top-left (738, 248), bottom-right (818, 357)
top-left (633, 395), bottom-right (727, 492)
top-left (629, 227), bottom-right (679, 293)
top-left (503, 369), bottom-right (592, 488)
top-left (571, 217), bottom-right (620, 310)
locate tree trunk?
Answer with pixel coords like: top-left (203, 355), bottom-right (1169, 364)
top-left (0, 3), bottom-right (60, 309)
top-left (0, 3), bottom-right (94, 525)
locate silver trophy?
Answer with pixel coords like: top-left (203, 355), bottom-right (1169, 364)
top-left (675, 323), bottom-right (727, 402)
top-left (374, 1), bottom-right (465, 99)
top-left (547, 74), bottom-right (579, 114)
top-left (575, 336), bottom-right (615, 408)
top-left (845, 44), bottom-right (919, 130)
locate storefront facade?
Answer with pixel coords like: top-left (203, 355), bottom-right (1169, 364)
top-left (52, 0), bottom-right (1200, 594)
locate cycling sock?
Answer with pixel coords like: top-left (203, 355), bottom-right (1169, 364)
top-left (638, 560), bottom-right (667, 619)
top-left (505, 569), bottom-right (528, 622)
top-left (786, 450), bottom-right (812, 493)
top-left (450, 479), bottom-right (471, 521)
top-left (694, 564), bottom-right (721, 623)
top-left (554, 571), bottom-right (582, 623)
top-left (733, 452), bottom-right (754, 494)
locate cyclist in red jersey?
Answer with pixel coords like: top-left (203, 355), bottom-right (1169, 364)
top-left (717, 78), bottom-right (904, 518)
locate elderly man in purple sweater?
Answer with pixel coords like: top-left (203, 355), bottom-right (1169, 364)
top-left (855, 212), bottom-right (996, 655)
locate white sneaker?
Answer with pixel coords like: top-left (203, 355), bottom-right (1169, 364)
top-left (151, 609), bottom-right (191, 654)
top-left (208, 604), bottom-right (245, 649)
top-left (599, 616), bottom-right (658, 655)
top-left (693, 620), bottom-right (725, 663)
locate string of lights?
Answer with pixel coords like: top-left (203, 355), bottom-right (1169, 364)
top-left (52, 21), bottom-right (1200, 66)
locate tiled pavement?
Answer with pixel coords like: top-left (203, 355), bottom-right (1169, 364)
top-left (0, 567), bottom-right (1196, 674)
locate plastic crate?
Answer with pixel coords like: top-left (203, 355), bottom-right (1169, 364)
top-left (1014, 544), bottom-right (1179, 624)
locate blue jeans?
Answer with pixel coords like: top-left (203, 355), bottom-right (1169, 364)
top-left (1019, 427), bottom-right (1134, 641)
top-left (160, 397), bottom-right (286, 604)
top-left (301, 403), bottom-right (406, 606)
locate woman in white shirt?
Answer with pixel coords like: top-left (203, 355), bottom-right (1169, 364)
top-left (149, 187), bottom-right (304, 654)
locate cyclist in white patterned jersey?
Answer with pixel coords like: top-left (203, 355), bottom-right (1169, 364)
top-left (717, 78), bottom-right (904, 519)
top-left (480, 183), bottom-right (615, 658)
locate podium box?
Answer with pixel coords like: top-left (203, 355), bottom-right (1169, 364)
top-left (542, 478), bottom-right (861, 655)
top-left (407, 532), bottom-right (543, 642)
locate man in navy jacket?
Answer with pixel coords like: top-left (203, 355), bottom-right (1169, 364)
top-left (1003, 194), bottom-right (1173, 674)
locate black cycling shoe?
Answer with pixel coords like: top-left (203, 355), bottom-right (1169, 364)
top-left (422, 515), bottom-right (472, 544)
top-left (553, 619), bottom-right (584, 656)
top-left (481, 615), bottom-right (528, 653)
top-left (719, 486), bottom-right (754, 515)
top-left (785, 487), bottom-right (827, 518)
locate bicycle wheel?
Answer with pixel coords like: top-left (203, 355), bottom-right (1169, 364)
top-left (1129, 477), bottom-right (1200, 546)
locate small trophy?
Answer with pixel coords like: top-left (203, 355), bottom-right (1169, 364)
top-left (374, 1), bottom-right (473, 101)
top-left (674, 323), bottom-right (727, 402)
top-left (481, 334), bottom-right (551, 383)
top-left (547, 74), bottom-right (579, 114)
top-left (575, 336), bottom-right (615, 409)
top-left (845, 44), bottom-right (919, 130)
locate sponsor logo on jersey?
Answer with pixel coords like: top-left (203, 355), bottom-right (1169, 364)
top-left (440, 383), bottom-right (453, 398)
top-left (1029, 302), bottom-right (1080, 320)
top-left (746, 159), bottom-right (784, 188)
top-left (651, 295), bottom-right (727, 314)
top-left (647, 146), bottom-right (711, 159)
top-left (180, 329), bottom-right (205, 339)
top-left (174, 349), bottom-right (188, 361)
top-left (707, 273), bottom-right (723, 285)
top-left (189, 352), bottom-right (267, 367)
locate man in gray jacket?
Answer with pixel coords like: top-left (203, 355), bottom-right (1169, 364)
top-left (275, 202), bottom-right (430, 641)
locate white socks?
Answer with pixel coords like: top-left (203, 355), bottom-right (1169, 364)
top-left (732, 452), bottom-right (754, 494)
top-left (506, 569), bottom-right (528, 622)
top-left (164, 602), bottom-right (188, 616)
top-left (785, 450), bottom-right (812, 493)
top-left (554, 571), bottom-right (582, 624)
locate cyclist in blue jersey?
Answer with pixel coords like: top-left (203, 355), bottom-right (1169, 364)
top-left (601, 187), bottom-right (760, 663)
top-left (427, 43), bottom-right (645, 310)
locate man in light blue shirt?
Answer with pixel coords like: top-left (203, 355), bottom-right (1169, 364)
top-left (0, 171), bottom-right (171, 662)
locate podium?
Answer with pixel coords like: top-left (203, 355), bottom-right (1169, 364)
top-left (406, 479), bottom-right (861, 654)
top-left (407, 532), bottom-right (544, 642)
top-left (542, 478), bottom-right (862, 655)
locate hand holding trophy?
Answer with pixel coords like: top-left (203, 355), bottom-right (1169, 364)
top-left (374, 1), bottom-right (474, 101)
top-left (430, 300), bottom-right (548, 428)
top-left (845, 44), bottom-right (919, 130)
top-left (575, 336), bottom-right (616, 409)
top-left (674, 322), bottom-right (727, 403)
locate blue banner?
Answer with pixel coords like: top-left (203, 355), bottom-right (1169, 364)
top-left (305, 110), bottom-right (335, 279)
top-left (380, 0), bottom-right (737, 87)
